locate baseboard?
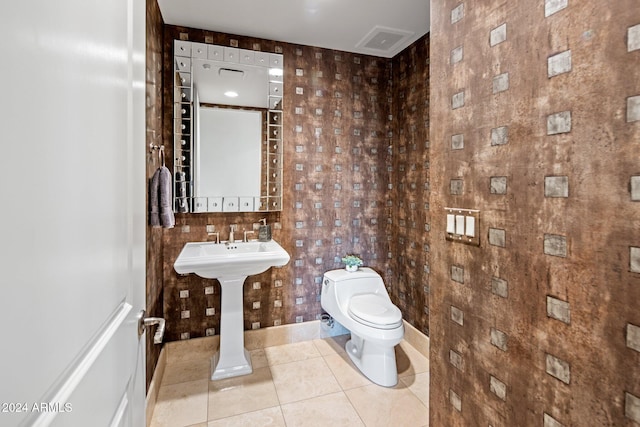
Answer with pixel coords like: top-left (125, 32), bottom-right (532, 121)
top-left (145, 346), bottom-right (166, 427)
top-left (402, 320), bottom-right (430, 358)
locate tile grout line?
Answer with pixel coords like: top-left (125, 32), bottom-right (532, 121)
top-left (321, 351), bottom-right (369, 427)
top-left (153, 337), bottom-right (429, 426)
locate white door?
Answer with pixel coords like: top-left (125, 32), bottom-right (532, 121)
top-left (0, 0), bottom-right (146, 426)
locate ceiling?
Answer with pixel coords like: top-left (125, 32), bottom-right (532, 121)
top-left (157, 0), bottom-right (430, 58)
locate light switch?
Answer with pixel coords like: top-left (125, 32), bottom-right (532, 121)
top-left (445, 207), bottom-right (480, 246)
top-left (455, 215), bottom-right (465, 235)
top-left (447, 214), bottom-right (456, 233)
top-left (465, 216), bottom-right (475, 237)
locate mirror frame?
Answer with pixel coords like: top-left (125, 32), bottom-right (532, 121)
top-left (173, 40), bottom-right (284, 213)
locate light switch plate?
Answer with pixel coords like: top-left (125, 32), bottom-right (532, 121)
top-left (445, 207), bottom-right (480, 246)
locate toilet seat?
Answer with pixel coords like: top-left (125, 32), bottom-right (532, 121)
top-left (348, 294), bottom-right (402, 329)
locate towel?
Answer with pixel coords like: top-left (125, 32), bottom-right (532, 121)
top-left (149, 166), bottom-right (175, 228)
top-left (149, 169), bottom-right (160, 226)
top-left (158, 166), bottom-right (175, 228)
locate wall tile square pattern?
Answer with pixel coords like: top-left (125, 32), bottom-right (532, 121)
top-left (156, 25), bottom-right (430, 341)
top-left (430, 0), bottom-right (640, 425)
top-left (145, 0), bottom-right (165, 390)
top-left (146, 3), bottom-right (640, 424)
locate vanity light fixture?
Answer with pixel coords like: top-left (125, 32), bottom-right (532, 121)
top-left (224, 91), bottom-right (239, 98)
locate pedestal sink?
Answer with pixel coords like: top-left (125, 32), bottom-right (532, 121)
top-left (174, 239), bottom-right (290, 380)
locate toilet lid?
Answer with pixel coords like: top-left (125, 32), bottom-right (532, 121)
top-left (348, 294), bottom-right (402, 329)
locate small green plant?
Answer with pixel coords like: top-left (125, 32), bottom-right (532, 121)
top-left (341, 255), bottom-right (363, 267)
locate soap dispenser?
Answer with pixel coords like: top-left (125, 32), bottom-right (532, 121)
top-left (258, 218), bottom-right (272, 242)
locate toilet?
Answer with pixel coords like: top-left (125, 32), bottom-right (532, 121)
top-left (321, 267), bottom-right (404, 387)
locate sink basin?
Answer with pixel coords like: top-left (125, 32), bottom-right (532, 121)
top-left (174, 239), bottom-right (290, 279)
top-left (173, 238), bottom-right (291, 381)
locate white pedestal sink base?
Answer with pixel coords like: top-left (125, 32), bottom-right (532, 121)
top-left (211, 348), bottom-right (252, 380)
top-left (211, 276), bottom-right (253, 381)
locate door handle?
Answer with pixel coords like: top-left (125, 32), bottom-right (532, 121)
top-left (138, 310), bottom-right (165, 344)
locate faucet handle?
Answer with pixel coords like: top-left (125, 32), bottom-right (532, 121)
top-left (230, 224), bottom-right (237, 231)
top-left (243, 230), bottom-right (255, 242)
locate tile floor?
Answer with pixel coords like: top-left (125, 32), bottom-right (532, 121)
top-left (149, 335), bottom-right (429, 427)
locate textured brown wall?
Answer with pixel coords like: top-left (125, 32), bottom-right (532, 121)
top-left (145, 0), bottom-right (164, 390)
top-left (158, 26), bottom-right (432, 341)
top-left (391, 36), bottom-right (431, 335)
top-left (430, 1), bottom-right (640, 425)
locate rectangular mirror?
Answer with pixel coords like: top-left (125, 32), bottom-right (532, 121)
top-left (173, 40), bottom-right (284, 213)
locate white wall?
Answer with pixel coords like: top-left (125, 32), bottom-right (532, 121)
top-left (0, 0), bottom-right (145, 425)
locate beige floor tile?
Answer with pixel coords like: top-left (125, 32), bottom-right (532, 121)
top-left (207, 367), bottom-right (279, 421)
top-left (250, 348), bottom-right (269, 369)
top-left (396, 340), bottom-right (430, 378)
top-left (270, 357), bottom-right (342, 404)
top-left (150, 379), bottom-right (209, 427)
top-left (166, 336), bottom-right (218, 364)
top-left (399, 372), bottom-right (430, 407)
top-left (345, 383), bottom-right (429, 427)
top-left (263, 340), bottom-right (321, 366)
top-left (312, 334), bottom-right (350, 356)
top-left (281, 391), bottom-right (365, 427)
top-left (161, 357), bottom-right (211, 386)
top-left (207, 406), bottom-right (286, 427)
top-left (323, 352), bottom-right (371, 390)
top-left (152, 334), bottom-right (430, 427)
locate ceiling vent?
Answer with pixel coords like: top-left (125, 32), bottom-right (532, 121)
top-left (355, 26), bottom-right (415, 58)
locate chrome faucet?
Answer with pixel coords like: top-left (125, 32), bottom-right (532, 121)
top-left (206, 224), bottom-right (219, 244)
top-left (229, 224), bottom-right (237, 243)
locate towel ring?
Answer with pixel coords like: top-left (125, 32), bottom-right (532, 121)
top-left (149, 144), bottom-right (165, 167)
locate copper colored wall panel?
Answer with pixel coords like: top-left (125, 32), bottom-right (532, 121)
top-left (159, 26), bottom-right (433, 341)
top-left (430, 1), bottom-right (640, 425)
top-left (145, 0), bottom-right (164, 390)
top-left (391, 36), bottom-right (431, 335)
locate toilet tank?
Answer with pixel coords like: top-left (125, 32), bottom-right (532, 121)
top-left (323, 267), bottom-right (388, 304)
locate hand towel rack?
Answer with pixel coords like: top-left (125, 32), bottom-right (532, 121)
top-left (149, 144), bottom-right (165, 167)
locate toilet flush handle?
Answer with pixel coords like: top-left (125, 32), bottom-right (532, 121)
top-left (138, 310), bottom-right (166, 344)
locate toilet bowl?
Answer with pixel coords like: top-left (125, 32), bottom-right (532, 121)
top-left (321, 267), bottom-right (404, 387)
